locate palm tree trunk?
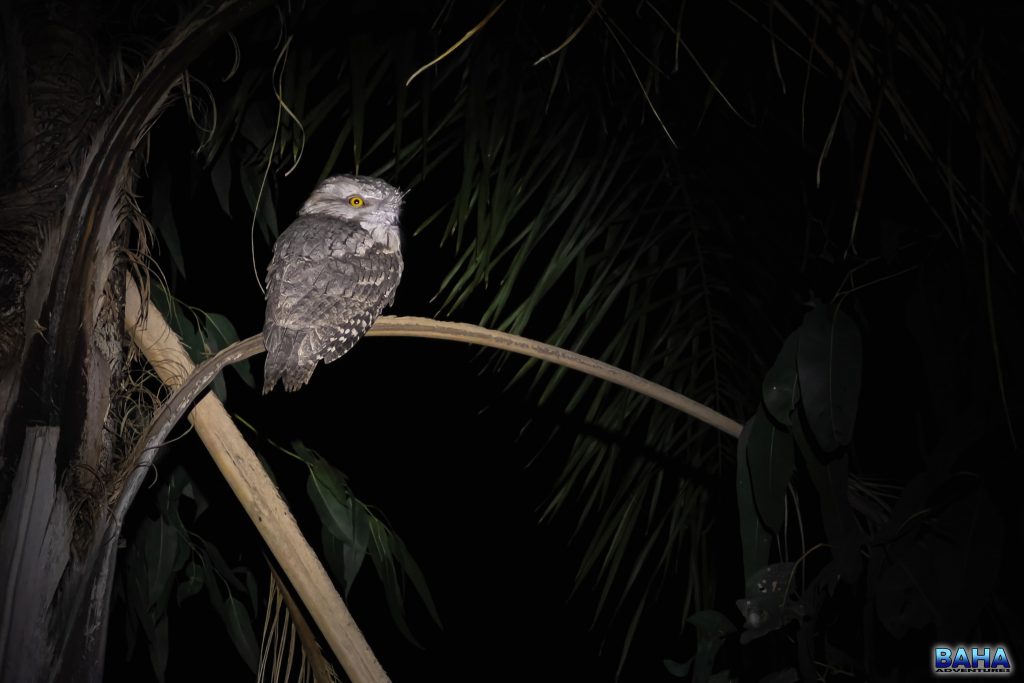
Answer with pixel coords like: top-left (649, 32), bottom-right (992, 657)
top-left (0, 3), bottom-right (269, 680)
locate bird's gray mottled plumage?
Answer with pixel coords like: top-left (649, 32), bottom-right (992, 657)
top-left (262, 174), bottom-right (404, 393)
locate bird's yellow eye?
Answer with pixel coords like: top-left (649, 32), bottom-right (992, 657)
top-left (348, 195), bottom-right (364, 207)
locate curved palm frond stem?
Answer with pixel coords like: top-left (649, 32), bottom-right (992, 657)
top-left (132, 313), bottom-right (742, 463)
top-left (369, 317), bottom-right (743, 438)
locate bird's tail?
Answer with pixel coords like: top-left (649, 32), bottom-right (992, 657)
top-left (262, 326), bottom-right (316, 394)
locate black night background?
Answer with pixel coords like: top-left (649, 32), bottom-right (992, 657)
top-left (1, 1), bottom-right (1022, 682)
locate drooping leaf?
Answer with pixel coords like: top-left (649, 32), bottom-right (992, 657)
top-left (142, 516), bottom-right (187, 611)
top-left (125, 535), bottom-right (155, 641)
top-left (746, 408), bottom-right (795, 533)
top-left (221, 595), bottom-right (260, 672)
top-left (148, 615), bottom-right (170, 683)
top-left (321, 503), bottom-right (369, 597)
top-left (210, 150), bottom-right (233, 216)
top-left (762, 330), bottom-right (800, 426)
top-left (176, 561), bottom-right (205, 605)
top-left (238, 565), bottom-right (260, 618)
top-left (124, 587), bottom-right (139, 661)
top-left (792, 410), bottom-right (863, 580)
top-left (366, 514), bottom-right (442, 645)
top-left (292, 440), bottom-right (437, 631)
top-left (201, 540), bottom-right (247, 593)
top-left (663, 657), bottom-right (691, 678)
top-left (203, 311), bottom-right (255, 387)
top-left (759, 668), bottom-right (799, 683)
top-left (178, 313), bottom-right (205, 366)
top-left (685, 609), bottom-right (736, 683)
top-left (367, 523), bottom-right (421, 647)
top-left (796, 306), bottom-right (863, 453)
top-left (391, 530), bottom-right (441, 628)
top-left (151, 164), bottom-right (186, 277)
top-left (737, 416), bottom-right (772, 582)
top-left (180, 478), bottom-right (209, 521)
top-left (344, 502), bottom-right (371, 594)
top-left (323, 528), bottom-right (352, 596)
top-left (306, 456), bottom-right (354, 543)
top-left (198, 545), bottom-right (259, 672)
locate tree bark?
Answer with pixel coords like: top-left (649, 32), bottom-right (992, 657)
top-left (0, 2), bottom-right (271, 681)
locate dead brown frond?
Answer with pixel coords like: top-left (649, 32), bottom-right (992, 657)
top-left (258, 565), bottom-right (340, 683)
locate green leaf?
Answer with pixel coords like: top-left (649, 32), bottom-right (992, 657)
top-left (239, 565), bottom-right (259, 617)
top-left (737, 563), bottom-right (800, 643)
top-left (306, 456), bottom-right (354, 543)
top-left (148, 615), bottom-right (169, 683)
top-left (196, 316), bottom-right (228, 401)
top-left (687, 609), bottom-right (737, 638)
top-left (288, 439), bottom-right (319, 465)
top-left (368, 526), bottom-right (422, 647)
top-left (210, 151), bottom-right (233, 216)
top-left (796, 306), bottom-right (862, 452)
top-left (875, 561), bottom-right (933, 638)
top-left (151, 165), bottom-right (186, 277)
top-left (736, 416), bottom-right (772, 582)
top-left (762, 331), bottom-right (799, 426)
top-left (344, 503), bottom-right (370, 593)
top-left (142, 516), bottom-right (186, 611)
top-left (746, 408), bottom-right (795, 533)
top-left (322, 528), bottom-right (351, 595)
top-left (292, 445), bottom-right (364, 561)
top-left (239, 104), bottom-right (272, 149)
top-left (322, 502), bottom-right (370, 599)
top-left (663, 658), bottom-right (691, 678)
top-left (124, 586), bottom-right (139, 660)
top-left (125, 537), bottom-right (155, 641)
top-left (221, 595), bottom-right (260, 672)
top-left (201, 541), bottom-right (246, 593)
top-left (178, 314), bottom-right (205, 366)
top-left (260, 187), bottom-right (278, 238)
top-left (156, 465), bottom-right (189, 528)
top-left (199, 545), bottom-right (258, 672)
top-left (201, 551), bottom-right (224, 606)
top-left (203, 312), bottom-right (255, 388)
top-left (792, 411), bottom-right (863, 578)
top-left (686, 610), bottom-right (736, 683)
top-left (393, 533), bottom-right (441, 628)
top-left (176, 561), bottom-right (204, 605)
top-left (366, 515), bottom-right (441, 643)
top-left (180, 479), bottom-right (209, 521)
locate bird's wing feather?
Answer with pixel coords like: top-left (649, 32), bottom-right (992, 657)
top-left (262, 215), bottom-right (402, 392)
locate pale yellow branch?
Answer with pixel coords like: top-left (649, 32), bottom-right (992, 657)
top-left (367, 317), bottom-right (744, 438)
top-left (123, 279), bottom-right (389, 683)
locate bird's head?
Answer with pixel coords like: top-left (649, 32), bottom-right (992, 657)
top-left (298, 174), bottom-right (406, 230)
